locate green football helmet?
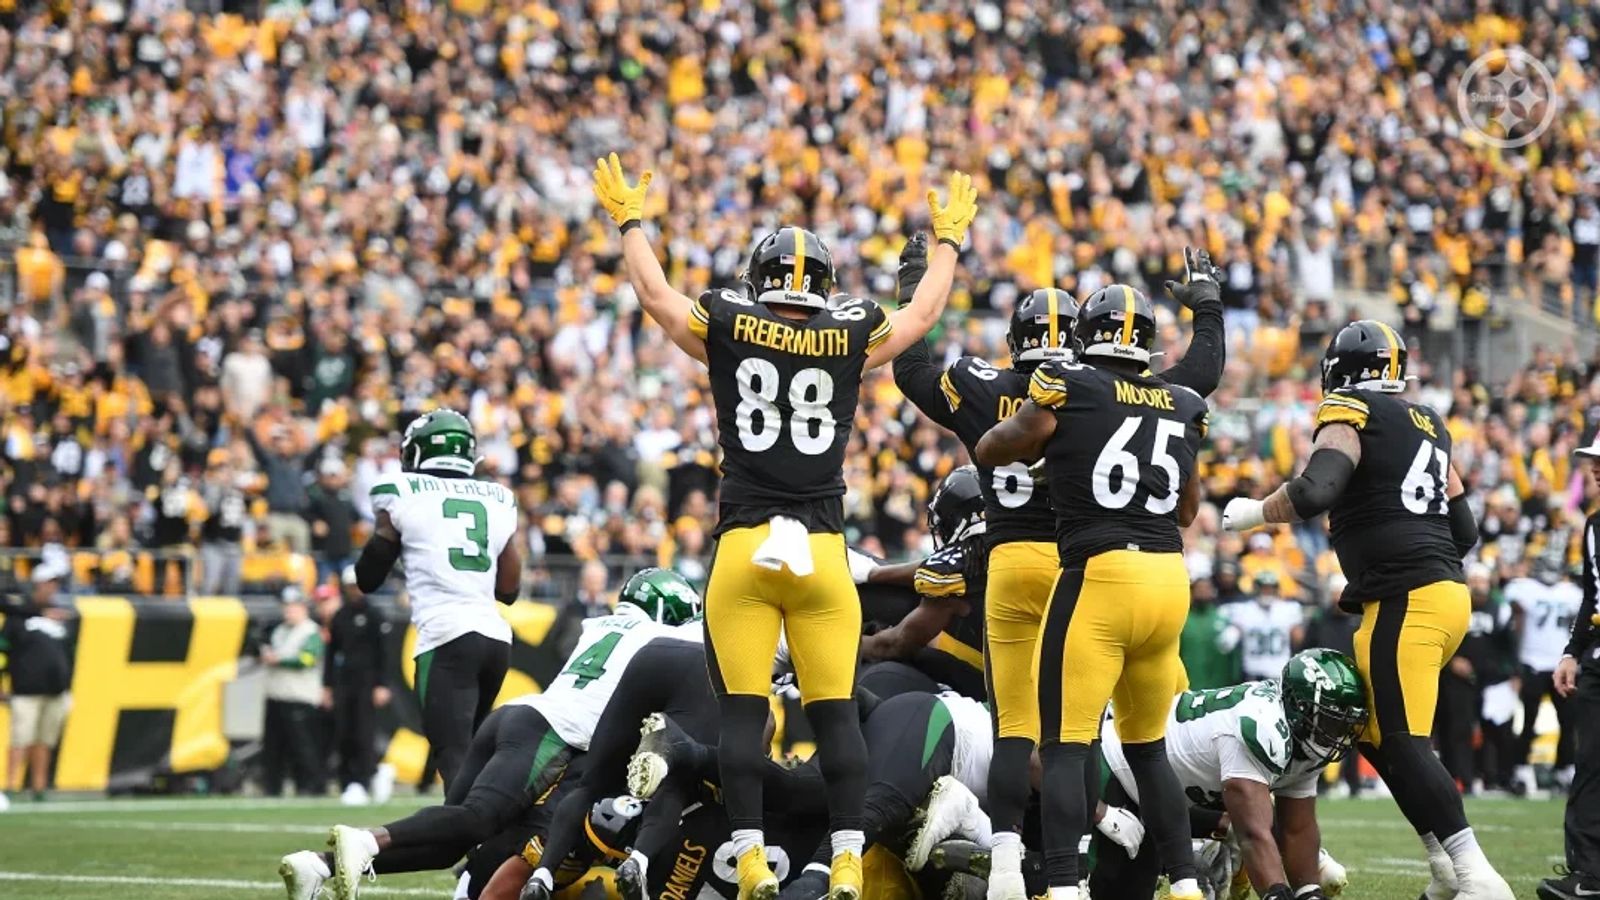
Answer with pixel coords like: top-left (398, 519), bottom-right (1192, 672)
top-left (617, 567), bottom-right (702, 626)
top-left (401, 409), bottom-right (478, 476)
top-left (1282, 648), bottom-right (1368, 765)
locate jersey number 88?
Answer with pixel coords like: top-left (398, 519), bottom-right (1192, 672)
top-left (735, 358), bottom-right (836, 455)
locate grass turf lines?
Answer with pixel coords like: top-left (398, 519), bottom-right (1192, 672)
top-left (0, 794), bottom-right (1564, 898)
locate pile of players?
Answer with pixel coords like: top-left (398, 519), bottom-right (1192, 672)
top-left (276, 156), bottom-right (1516, 900)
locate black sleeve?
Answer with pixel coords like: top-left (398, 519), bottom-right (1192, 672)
top-left (1156, 300), bottom-right (1225, 398)
top-left (1447, 494), bottom-right (1479, 558)
top-left (1285, 448), bottom-right (1357, 520)
top-left (354, 534), bottom-right (402, 593)
top-left (892, 340), bottom-right (957, 430)
top-left (1567, 520), bottom-right (1599, 659)
top-left (371, 606), bottom-right (392, 687)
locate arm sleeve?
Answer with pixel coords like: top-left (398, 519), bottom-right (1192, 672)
top-left (1284, 447), bottom-right (1357, 520)
top-left (1448, 494), bottom-right (1479, 558)
top-left (1566, 520), bottom-right (1599, 659)
top-left (1156, 300), bottom-right (1225, 398)
top-left (892, 341), bottom-right (958, 430)
top-left (354, 533), bottom-right (402, 593)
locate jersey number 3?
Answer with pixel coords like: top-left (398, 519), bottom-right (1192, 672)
top-left (1093, 416), bottom-right (1186, 513)
top-left (735, 358), bottom-right (836, 455)
top-left (443, 499), bottom-right (491, 572)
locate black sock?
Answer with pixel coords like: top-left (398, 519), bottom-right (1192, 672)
top-left (805, 698), bottom-right (868, 833)
top-left (1122, 739), bottom-right (1196, 885)
top-left (1381, 734), bottom-right (1468, 838)
top-left (987, 736), bottom-right (1035, 836)
top-left (1038, 741), bottom-right (1090, 888)
top-left (717, 694), bottom-right (772, 831)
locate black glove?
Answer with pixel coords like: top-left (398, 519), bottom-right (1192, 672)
top-left (897, 232), bottom-right (929, 306)
top-left (1164, 246), bottom-right (1223, 310)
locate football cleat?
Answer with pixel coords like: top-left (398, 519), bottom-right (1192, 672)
top-left (907, 776), bottom-right (987, 870)
top-left (1539, 867), bottom-right (1600, 900)
top-left (827, 850), bottom-right (862, 900)
top-left (327, 825), bottom-right (377, 900)
top-left (777, 868), bottom-right (830, 900)
top-left (279, 850), bottom-right (329, 900)
top-left (737, 846), bottom-right (780, 900)
top-left (519, 876), bottom-right (553, 900)
top-left (929, 840), bottom-right (991, 878)
top-left (628, 712), bottom-right (697, 800)
top-left (942, 872), bottom-right (987, 900)
top-left (616, 856), bottom-right (647, 900)
top-left (1318, 847), bottom-right (1348, 896)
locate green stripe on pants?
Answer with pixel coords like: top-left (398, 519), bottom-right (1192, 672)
top-left (921, 699), bottom-right (953, 768)
top-left (527, 729), bottom-right (569, 790)
top-left (415, 649), bottom-right (435, 706)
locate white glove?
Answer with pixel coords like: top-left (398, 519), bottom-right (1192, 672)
top-left (846, 548), bottom-right (879, 585)
top-left (1096, 805), bottom-right (1145, 858)
top-left (1221, 497), bottom-right (1266, 532)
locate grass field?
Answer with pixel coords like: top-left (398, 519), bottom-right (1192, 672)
top-left (0, 794), bottom-right (1565, 899)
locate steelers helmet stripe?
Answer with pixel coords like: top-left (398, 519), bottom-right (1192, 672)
top-left (792, 228), bottom-right (805, 295)
top-left (1375, 321), bottom-right (1401, 381)
top-left (1046, 288), bottom-right (1060, 350)
top-left (1120, 284), bottom-right (1136, 346)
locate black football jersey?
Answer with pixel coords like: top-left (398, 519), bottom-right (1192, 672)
top-left (672, 785), bottom-right (829, 899)
top-left (1028, 361), bottom-right (1210, 568)
top-left (912, 537), bottom-right (989, 699)
top-left (1314, 388), bottom-right (1463, 604)
top-left (934, 356), bottom-right (1057, 543)
top-left (690, 289), bottom-right (890, 533)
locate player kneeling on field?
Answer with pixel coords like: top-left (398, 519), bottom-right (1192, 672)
top-left (1089, 649), bottom-right (1366, 900)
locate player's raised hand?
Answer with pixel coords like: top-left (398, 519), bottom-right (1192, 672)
top-left (592, 152), bottom-right (654, 227)
top-left (1165, 246), bottom-right (1223, 310)
top-left (927, 171), bottom-right (979, 248)
top-left (896, 232), bottom-right (929, 305)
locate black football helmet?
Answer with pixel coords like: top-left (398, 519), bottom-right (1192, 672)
top-left (1074, 284), bottom-right (1156, 365)
top-left (928, 465), bottom-right (986, 549)
top-left (1320, 319), bottom-right (1407, 394)
top-left (744, 226), bottom-right (836, 310)
top-left (1008, 287), bottom-right (1080, 371)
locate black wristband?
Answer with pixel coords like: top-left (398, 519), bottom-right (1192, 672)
top-left (619, 219), bottom-right (642, 233)
top-left (937, 236), bottom-right (960, 250)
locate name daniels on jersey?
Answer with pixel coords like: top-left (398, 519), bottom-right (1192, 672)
top-left (733, 314), bottom-right (850, 357)
top-left (1114, 380), bottom-right (1175, 411)
top-left (401, 475), bottom-right (512, 503)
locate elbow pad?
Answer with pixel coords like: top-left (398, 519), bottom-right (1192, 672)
top-left (354, 534), bottom-right (401, 593)
top-left (1286, 449), bottom-right (1356, 520)
top-left (1448, 494), bottom-right (1479, 557)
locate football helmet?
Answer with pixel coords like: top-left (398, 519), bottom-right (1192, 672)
top-left (400, 409), bottom-right (478, 476)
top-left (1008, 287), bottom-right (1080, 371)
top-left (928, 465), bottom-right (986, 549)
top-left (1281, 649), bottom-right (1368, 765)
top-left (1320, 320), bottom-right (1407, 394)
top-left (744, 226), bottom-right (836, 310)
top-left (1074, 284), bottom-right (1156, 365)
top-left (617, 567), bottom-right (703, 625)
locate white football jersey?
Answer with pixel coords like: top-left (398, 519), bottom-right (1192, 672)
top-left (1222, 599), bottom-right (1304, 680)
top-left (1101, 680), bottom-right (1321, 811)
top-left (370, 473), bottom-right (519, 654)
top-left (506, 612), bottom-right (702, 749)
top-left (940, 692), bottom-right (994, 804)
top-left (1505, 576), bottom-right (1582, 671)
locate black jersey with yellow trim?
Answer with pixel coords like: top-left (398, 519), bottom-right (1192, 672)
top-left (1029, 360), bottom-right (1209, 568)
top-left (914, 538), bottom-right (987, 686)
top-left (1313, 387), bottom-right (1463, 606)
top-left (690, 289), bottom-right (890, 534)
top-left (677, 789), bottom-right (829, 899)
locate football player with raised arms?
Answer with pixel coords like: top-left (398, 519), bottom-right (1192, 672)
top-left (591, 152), bottom-right (978, 900)
top-left (976, 285), bottom-right (1211, 900)
top-left (1222, 320), bottom-right (1514, 900)
top-left (892, 241), bottom-right (1226, 900)
top-left (353, 410), bottom-right (521, 793)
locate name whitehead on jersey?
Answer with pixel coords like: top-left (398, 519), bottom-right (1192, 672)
top-left (733, 313), bottom-right (850, 357)
top-left (399, 475), bottom-right (511, 503)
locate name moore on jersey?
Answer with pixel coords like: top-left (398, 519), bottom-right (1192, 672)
top-left (505, 613), bottom-right (702, 750)
top-left (369, 472), bottom-right (519, 654)
top-left (1101, 680), bottom-right (1321, 811)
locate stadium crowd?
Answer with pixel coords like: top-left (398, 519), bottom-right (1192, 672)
top-left (0, 0), bottom-right (1598, 724)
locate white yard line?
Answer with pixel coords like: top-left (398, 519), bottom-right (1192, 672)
top-left (48, 819), bottom-right (331, 835)
top-left (0, 871), bottom-right (443, 897)
top-left (0, 797), bottom-right (422, 815)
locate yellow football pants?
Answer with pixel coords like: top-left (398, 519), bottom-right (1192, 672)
top-left (1353, 580), bottom-right (1469, 746)
top-left (703, 524), bottom-right (859, 702)
top-left (1035, 550), bottom-right (1191, 745)
top-left (984, 540), bottom-right (1060, 742)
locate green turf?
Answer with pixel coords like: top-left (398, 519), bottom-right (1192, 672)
top-left (0, 794), bottom-right (1566, 898)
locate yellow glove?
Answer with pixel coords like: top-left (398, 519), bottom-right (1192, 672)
top-left (927, 171), bottom-right (979, 248)
top-left (592, 152), bottom-right (654, 227)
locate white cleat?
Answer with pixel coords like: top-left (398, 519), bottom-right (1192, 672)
top-left (340, 782), bottom-right (371, 806)
top-left (1318, 847), bottom-right (1348, 896)
top-left (279, 850), bottom-right (330, 900)
top-left (907, 776), bottom-right (985, 871)
top-left (985, 871), bottom-right (1027, 900)
top-left (1453, 865), bottom-right (1514, 900)
top-left (1096, 805), bottom-right (1145, 858)
top-left (369, 764), bottom-right (395, 806)
top-left (627, 714), bottom-right (672, 800)
top-left (1423, 850), bottom-right (1459, 900)
top-left (327, 825), bottom-right (377, 900)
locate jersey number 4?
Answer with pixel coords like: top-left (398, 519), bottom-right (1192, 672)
top-left (735, 358), bottom-right (836, 455)
top-left (1093, 416), bottom-right (1185, 513)
top-left (562, 632), bottom-right (622, 688)
top-left (443, 499), bottom-right (490, 572)
top-left (1401, 442), bottom-right (1449, 515)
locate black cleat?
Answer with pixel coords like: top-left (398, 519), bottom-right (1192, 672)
top-left (777, 868), bottom-right (830, 900)
top-left (928, 840), bottom-right (990, 879)
top-left (519, 877), bottom-right (553, 900)
top-left (616, 856), bottom-right (647, 900)
top-left (628, 712), bottom-right (699, 799)
top-left (1539, 868), bottom-right (1600, 900)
